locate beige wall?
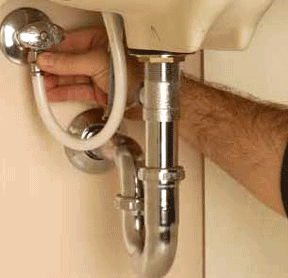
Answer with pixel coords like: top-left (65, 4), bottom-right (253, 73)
top-left (204, 0), bottom-right (288, 277)
top-left (0, 1), bottom-right (203, 277)
top-left (4, 0), bottom-right (285, 276)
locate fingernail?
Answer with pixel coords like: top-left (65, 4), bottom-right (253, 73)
top-left (38, 52), bottom-right (54, 67)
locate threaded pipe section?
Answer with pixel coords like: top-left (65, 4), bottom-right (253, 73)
top-left (143, 62), bottom-right (181, 122)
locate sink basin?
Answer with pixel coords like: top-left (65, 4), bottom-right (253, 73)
top-left (49, 0), bottom-right (275, 53)
top-left (0, 0), bottom-right (275, 52)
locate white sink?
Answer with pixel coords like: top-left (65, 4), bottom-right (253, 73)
top-left (0, 0), bottom-right (275, 52)
top-left (49, 0), bottom-right (275, 53)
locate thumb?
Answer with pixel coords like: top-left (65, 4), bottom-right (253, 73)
top-left (37, 50), bottom-right (109, 87)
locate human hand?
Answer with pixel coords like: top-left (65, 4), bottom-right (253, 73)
top-left (36, 27), bottom-right (144, 119)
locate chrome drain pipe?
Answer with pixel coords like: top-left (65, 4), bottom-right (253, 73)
top-left (116, 54), bottom-right (185, 277)
top-left (62, 53), bottom-right (186, 277)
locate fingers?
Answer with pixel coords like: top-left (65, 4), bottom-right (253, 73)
top-left (46, 84), bottom-right (107, 105)
top-left (38, 26), bottom-right (144, 116)
top-left (38, 49), bottom-right (110, 95)
top-left (51, 27), bottom-right (108, 53)
top-left (43, 74), bottom-right (107, 105)
top-left (46, 84), bottom-right (96, 102)
top-left (37, 48), bottom-right (109, 77)
top-left (44, 74), bottom-right (91, 90)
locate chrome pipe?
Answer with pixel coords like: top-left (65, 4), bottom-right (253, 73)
top-left (133, 121), bottom-right (179, 277)
top-left (114, 145), bottom-right (145, 255)
top-left (117, 56), bottom-right (185, 277)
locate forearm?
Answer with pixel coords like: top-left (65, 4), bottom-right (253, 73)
top-left (180, 73), bottom-right (288, 216)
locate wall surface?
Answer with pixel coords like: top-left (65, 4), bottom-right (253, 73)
top-left (0, 1), bottom-right (203, 277)
top-left (204, 0), bottom-right (288, 277)
top-left (1, 0), bottom-right (286, 277)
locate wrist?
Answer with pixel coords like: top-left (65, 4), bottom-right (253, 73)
top-left (252, 102), bottom-right (288, 160)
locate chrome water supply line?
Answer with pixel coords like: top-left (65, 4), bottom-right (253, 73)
top-left (0, 8), bottom-right (186, 277)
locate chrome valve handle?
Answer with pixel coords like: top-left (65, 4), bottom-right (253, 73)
top-left (16, 20), bottom-right (64, 51)
top-left (0, 8), bottom-right (65, 64)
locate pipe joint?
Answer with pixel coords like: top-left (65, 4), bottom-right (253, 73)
top-left (138, 166), bottom-right (185, 183)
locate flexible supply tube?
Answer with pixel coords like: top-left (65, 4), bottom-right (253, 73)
top-left (31, 13), bottom-right (127, 151)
